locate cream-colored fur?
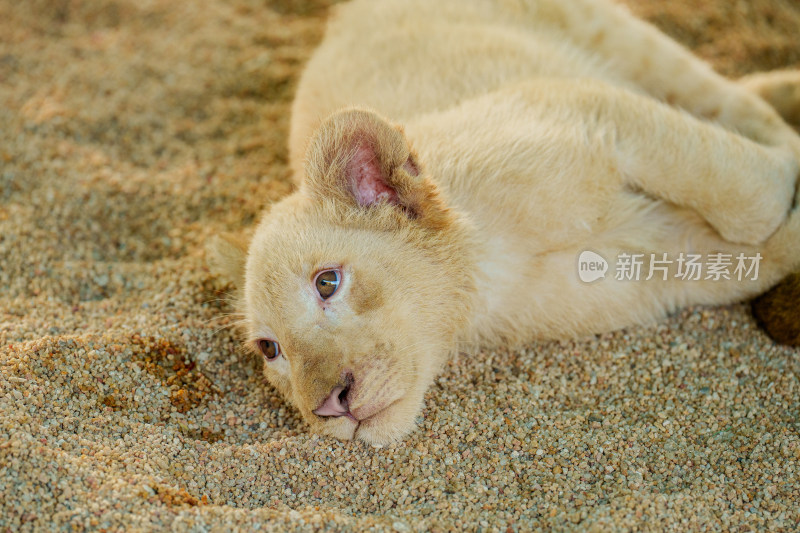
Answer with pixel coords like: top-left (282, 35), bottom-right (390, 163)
top-left (211, 0), bottom-right (800, 444)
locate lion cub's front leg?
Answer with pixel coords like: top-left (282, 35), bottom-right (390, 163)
top-left (504, 80), bottom-right (798, 245)
top-left (610, 93), bottom-right (799, 246)
top-left (592, 82), bottom-right (796, 245)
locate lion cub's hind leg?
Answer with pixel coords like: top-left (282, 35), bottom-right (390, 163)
top-left (523, 0), bottom-right (800, 157)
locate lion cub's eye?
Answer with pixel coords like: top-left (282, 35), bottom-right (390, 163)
top-left (257, 339), bottom-right (280, 361)
top-left (314, 269), bottom-right (340, 300)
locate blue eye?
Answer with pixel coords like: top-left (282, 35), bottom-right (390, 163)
top-left (257, 339), bottom-right (280, 360)
top-left (315, 270), bottom-right (340, 299)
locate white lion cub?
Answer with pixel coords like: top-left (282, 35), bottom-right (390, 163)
top-left (211, 0), bottom-right (800, 444)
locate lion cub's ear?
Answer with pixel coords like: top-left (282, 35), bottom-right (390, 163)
top-left (304, 108), bottom-right (450, 228)
top-left (205, 232), bottom-right (249, 288)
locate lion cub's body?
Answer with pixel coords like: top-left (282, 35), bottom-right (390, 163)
top-left (224, 0), bottom-right (800, 443)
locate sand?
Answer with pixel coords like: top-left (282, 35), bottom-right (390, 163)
top-left (1, 0), bottom-right (799, 531)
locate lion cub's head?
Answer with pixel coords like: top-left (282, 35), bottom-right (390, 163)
top-left (211, 109), bottom-right (476, 444)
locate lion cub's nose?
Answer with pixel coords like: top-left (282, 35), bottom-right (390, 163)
top-left (313, 373), bottom-right (354, 419)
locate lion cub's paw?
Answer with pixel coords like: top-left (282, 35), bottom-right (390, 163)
top-left (710, 149), bottom-right (798, 245)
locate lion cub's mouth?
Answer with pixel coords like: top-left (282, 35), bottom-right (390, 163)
top-left (351, 397), bottom-right (400, 423)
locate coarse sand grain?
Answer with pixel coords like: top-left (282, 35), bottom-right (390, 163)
top-left (1, 0), bottom-right (799, 531)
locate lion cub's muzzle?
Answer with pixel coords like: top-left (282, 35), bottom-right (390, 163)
top-left (310, 364), bottom-right (405, 430)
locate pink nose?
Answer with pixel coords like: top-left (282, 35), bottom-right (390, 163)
top-left (313, 385), bottom-right (351, 417)
top-left (313, 373), bottom-right (355, 419)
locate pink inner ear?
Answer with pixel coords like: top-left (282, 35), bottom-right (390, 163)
top-left (347, 143), bottom-right (399, 207)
